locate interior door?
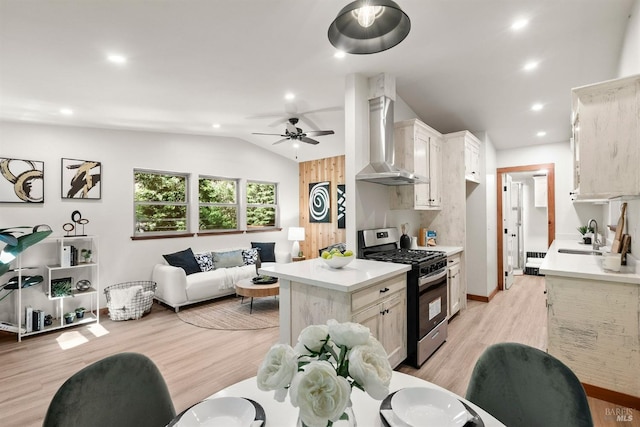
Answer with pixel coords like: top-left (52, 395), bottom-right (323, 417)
top-left (502, 174), bottom-right (515, 289)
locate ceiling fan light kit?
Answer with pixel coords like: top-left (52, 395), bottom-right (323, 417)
top-left (328, 0), bottom-right (411, 54)
top-left (252, 118), bottom-right (334, 145)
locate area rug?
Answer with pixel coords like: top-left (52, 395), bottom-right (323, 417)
top-left (176, 295), bottom-right (279, 330)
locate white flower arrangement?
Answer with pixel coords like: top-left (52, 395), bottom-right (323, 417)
top-left (257, 319), bottom-right (393, 427)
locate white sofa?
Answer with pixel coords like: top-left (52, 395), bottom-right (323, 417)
top-left (152, 248), bottom-right (289, 312)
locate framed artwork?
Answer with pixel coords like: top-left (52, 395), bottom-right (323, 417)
top-left (51, 277), bottom-right (73, 298)
top-left (0, 158), bottom-right (44, 203)
top-left (61, 158), bottom-right (101, 199)
top-left (309, 181), bottom-right (330, 223)
top-left (337, 184), bottom-right (346, 229)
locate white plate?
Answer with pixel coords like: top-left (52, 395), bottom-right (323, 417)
top-left (391, 387), bottom-right (468, 427)
top-left (177, 397), bottom-right (256, 427)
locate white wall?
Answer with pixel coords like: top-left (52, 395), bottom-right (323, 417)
top-left (616, 0), bottom-right (640, 259)
top-left (0, 121), bottom-right (299, 315)
top-left (520, 178), bottom-right (548, 252)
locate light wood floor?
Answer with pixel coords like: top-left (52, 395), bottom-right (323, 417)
top-left (0, 275), bottom-right (637, 426)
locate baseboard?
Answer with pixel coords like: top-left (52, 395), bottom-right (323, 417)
top-left (582, 383), bottom-right (640, 410)
top-left (467, 287), bottom-right (499, 303)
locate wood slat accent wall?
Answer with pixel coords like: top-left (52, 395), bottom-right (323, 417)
top-left (299, 155), bottom-right (346, 258)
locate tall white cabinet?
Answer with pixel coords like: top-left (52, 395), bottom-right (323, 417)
top-left (391, 119), bottom-right (442, 210)
top-left (571, 74), bottom-right (640, 199)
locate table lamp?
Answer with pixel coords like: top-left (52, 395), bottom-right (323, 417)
top-left (288, 227), bottom-right (305, 258)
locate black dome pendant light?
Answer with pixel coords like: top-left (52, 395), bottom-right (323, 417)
top-left (328, 0), bottom-right (411, 54)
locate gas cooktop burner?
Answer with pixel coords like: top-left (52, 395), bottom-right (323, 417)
top-left (365, 248), bottom-right (445, 265)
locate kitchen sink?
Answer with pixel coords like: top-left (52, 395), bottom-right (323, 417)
top-left (557, 249), bottom-right (602, 256)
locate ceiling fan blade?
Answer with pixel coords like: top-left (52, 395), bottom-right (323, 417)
top-left (252, 132), bottom-right (287, 137)
top-left (301, 137), bottom-right (320, 145)
top-left (305, 130), bottom-right (334, 137)
top-left (272, 138), bottom-right (290, 145)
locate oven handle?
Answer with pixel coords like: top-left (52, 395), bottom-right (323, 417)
top-left (418, 269), bottom-right (447, 287)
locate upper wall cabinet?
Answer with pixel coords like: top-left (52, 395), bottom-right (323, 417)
top-left (571, 74), bottom-right (640, 199)
top-left (464, 135), bottom-right (481, 183)
top-left (391, 119), bottom-right (442, 210)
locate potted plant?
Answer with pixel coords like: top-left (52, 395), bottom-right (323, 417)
top-left (75, 307), bottom-right (86, 319)
top-left (577, 226), bottom-right (594, 244)
top-left (64, 312), bottom-right (75, 324)
top-left (80, 249), bottom-right (92, 263)
top-left (51, 277), bottom-right (73, 298)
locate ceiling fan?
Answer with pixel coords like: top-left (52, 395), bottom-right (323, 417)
top-left (252, 118), bottom-right (334, 145)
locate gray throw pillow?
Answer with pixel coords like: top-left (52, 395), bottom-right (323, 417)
top-left (212, 250), bottom-right (245, 268)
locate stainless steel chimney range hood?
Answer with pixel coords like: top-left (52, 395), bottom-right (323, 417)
top-left (356, 96), bottom-right (428, 186)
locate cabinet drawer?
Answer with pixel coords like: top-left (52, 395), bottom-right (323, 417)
top-left (351, 276), bottom-right (405, 313)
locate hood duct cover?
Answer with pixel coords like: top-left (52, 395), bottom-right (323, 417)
top-left (356, 96), bottom-right (428, 185)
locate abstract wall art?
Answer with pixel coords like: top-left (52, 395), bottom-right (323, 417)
top-left (61, 158), bottom-right (101, 199)
top-left (309, 181), bottom-right (330, 223)
top-left (337, 184), bottom-right (346, 229)
top-left (0, 158), bottom-right (44, 203)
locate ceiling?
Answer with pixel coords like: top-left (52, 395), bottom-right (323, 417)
top-left (0, 0), bottom-right (634, 162)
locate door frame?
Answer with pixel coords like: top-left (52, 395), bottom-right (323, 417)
top-left (496, 163), bottom-right (555, 291)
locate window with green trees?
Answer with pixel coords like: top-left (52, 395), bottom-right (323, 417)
top-left (134, 170), bottom-right (189, 235)
top-left (199, 177), bottom-right (239, 231)
top-left (247, 181), bottom-right (277, 228)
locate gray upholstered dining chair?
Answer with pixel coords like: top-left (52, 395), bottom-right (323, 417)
top-left (43, 352), bottom-right (175, 427)
top-left (465, 342), bottom-right (593, 427)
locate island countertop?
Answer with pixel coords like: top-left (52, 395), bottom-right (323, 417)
top-left (259, 258), bottom-right (410, 293)
top-left (540, 239), bottom-right (640, 284)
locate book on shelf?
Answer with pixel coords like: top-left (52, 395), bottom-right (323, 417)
top-left (32, 310), bottom-right (44, 331)
top-left (25, 306), bottom-right (33, 333)
top-left (0, 321), bottom-right (25, 334)
top-left (61, 246), bottom-right (71, 267)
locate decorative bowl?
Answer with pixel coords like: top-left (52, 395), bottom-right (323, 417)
top-left (321, 254), bottom-right (355, 269)
top-left (76, 279), bottom-right (91, 292)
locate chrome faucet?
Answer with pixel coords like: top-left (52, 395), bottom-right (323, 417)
top-left (587, 218), bottom-right (600, 250)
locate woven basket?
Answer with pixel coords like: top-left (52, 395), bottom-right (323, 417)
top-left (104, 281), bottom-right (156, 321)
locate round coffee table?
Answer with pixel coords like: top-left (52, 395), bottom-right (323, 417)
top-left (235, 278), bottom-right (279, 314)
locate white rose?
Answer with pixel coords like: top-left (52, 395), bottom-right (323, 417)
top-left (290, 361), bottom-right (351, 427)
top-left (326, 319), bottom-right (370, 347)
top-left (348, 336), bottom-right (392, 400)
top-left (294, 324), bottom-right (329, 355)
top-left (256, 344), bottom-right (298, 401)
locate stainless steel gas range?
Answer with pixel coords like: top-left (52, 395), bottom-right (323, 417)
top-left (358, 227), bottom-right (448, 368)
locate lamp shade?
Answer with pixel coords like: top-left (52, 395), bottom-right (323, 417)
top-left (328, 0), bottom-right (411, 54)
top-left (288, 227), bottom-right (306, 242)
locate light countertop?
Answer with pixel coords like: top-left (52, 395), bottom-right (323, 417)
top-left (259, 258), bottom-right (410, 293)
top-left (539, 240), bottom-right (640, 284)
top-left (416, 245), bottom-right (463, 257)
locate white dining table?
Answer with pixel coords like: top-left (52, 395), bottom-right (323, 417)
top-left (209, 371), bottom-right (506, 427)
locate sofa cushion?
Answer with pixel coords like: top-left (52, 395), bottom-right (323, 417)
top-left (251, 242), bottom-right (276, 263)
top-left (242, 248), bottom-right (259, 265)
top-left (212, 250), bottom-right (245, 268)
top-left (163, 248), bottom-right (201, 275)
top-left (194, 252), bottom-right (214, 272)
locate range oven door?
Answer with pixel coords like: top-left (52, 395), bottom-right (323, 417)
top-left (418, 269), bottom-right (448, 339)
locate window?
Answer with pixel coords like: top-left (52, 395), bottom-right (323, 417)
top-left (246, 181), bottom-right (278, 229)
top-left (134, 170), bottom-right (189, 236)
top-left (199, 176), bottom-right (239, 231)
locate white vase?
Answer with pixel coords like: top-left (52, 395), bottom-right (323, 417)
top-left (297, 406), bottom-right (356, 427)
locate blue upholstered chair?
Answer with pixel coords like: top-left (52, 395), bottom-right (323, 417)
top-left (43, 352), bottom-right (175, 427)
top-left (465, 342), bottom-right (593, 427)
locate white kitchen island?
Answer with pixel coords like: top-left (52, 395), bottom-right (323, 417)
top-left (540, 240), bottom-right (640, 406)
top-left (260, 258), bottom-right (410, 368)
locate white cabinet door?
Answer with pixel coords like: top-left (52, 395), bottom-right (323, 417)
top-left (428, 136), bottom-right (442, 207)
top-left (448, 261), bottom-right (461, 317)
top-left (413, 133), bottom-right (430, 208)
top-left (381, 292), bottom-right (406, 367)
top-left (465, 138), bottom-right (480, 183)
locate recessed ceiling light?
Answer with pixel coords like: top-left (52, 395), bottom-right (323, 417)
top-left (107, 54), bottom-right (127, 64)
top-left (212, 123), bottom-right (221, 129)
top-left (523, 61), bottom-right (538, 71)
top-left (537, 131), bottom-right (547, 137)
top-left (60, 108), bottom-right (74, 116)
top-left (334, 50), bottom-right (346, 59)
top-left (531, 103), bottom-right (544, 111)
top-left (511, 19), bottom-right (529, 31)
top-left (285, 93), bottom-right (295, 101)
